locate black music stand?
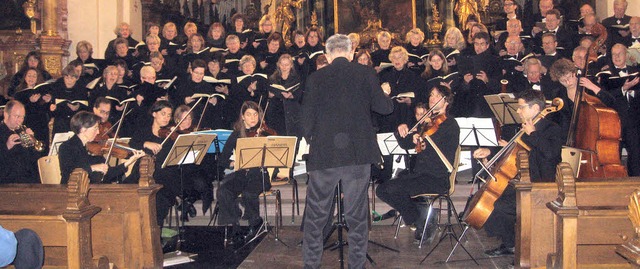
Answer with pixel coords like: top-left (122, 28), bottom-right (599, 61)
top-left (162, 133), bottom-right (216, 263)
top-left (456, 117), bottom-right (499, 184)
top-left (484, 93), bottom-right (521, 126)
top-left (234, 136), bottom-right (297, 250)
top-left (192, 129), bottom-right (232, 227)
top-left (322, 180), bottom-right (399, 269)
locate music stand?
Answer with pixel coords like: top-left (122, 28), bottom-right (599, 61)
top-left (191, 129), bottom-right (233, 226)
top-left (455, 118), bottom-right (499, 149)
top-left (484, 93), bottom-right (522, 126)
top-left (234, 136), bottom-right (297, 250)
top-left (377, 132), bottom-right (416, 178)
top-left (162, 133), bottom-right (216, 263)
top-left (48, 131), bottom-right (74, 156)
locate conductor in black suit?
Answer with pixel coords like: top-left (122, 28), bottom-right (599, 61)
top-left (301, 34), bottom-right (394, 269)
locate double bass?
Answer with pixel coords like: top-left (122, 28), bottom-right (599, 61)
top-left (463, 98), bottom-right (564, 229)
top-left (563, 22), bottom-right (627, 178)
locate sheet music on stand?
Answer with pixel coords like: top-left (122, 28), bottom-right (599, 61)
top-left (376, 132), bottom-right (416, 155)
top-left (161, 133), bottom-right (217, 169)
top-left (48, 131), bottom-right (75, 156)
top-left (484, 93), bottom-right (522, 125)
top-left (235, 136), bottom-right (297, 170)
top-left (192, 129), bottom-right (232, 153)
top-left (455, 118), bottom-right (499, 147)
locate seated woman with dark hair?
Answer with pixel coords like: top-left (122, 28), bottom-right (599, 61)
top-left (58, 111), bottom-right (144, 184)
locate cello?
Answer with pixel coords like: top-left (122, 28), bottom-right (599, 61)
top-left (463, 98), bottom-right (564, 229)
top-left (564, 22), bottom-right (627, 178)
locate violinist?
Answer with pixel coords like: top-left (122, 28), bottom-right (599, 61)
top-left (92, 97), bottom-right (113, 140)
top-left (216, 101), bottom-right (274, 246)
top-left (376, 85), bottom-right (460, 242)
top-left (128, 100), bottom-right (179, 226)
top-left (58, 111), bottom-right (144, 184)
top-left (473, 89), bottom-right (562, 258)
top-left (161, 105), bottom-right (209, 221)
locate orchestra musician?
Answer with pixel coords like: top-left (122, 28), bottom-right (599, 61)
top-left (58, 111), bottom-right (144, 184)
top-left (473, 89), bottom-right (562, 258)
top-left (301, 34), bottom-right (394, 268)
top-left (128, 100), bottom-right (180, 226)
top-left (550, 58), bottom-right (614, 142)
top-left (166, 105), bottom-right (209, 220)
top-left (0, 101), bottom-right (41, 184)
top-left (216, 101), bottom-right (275, 246)
top-left (376, 85), bottom-right (460, 241)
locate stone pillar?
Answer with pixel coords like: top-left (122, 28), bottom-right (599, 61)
top-left (39, 0), bottom-right (70, 77)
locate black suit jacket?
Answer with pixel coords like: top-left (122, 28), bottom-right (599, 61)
top-left (302, 57), bottom-right (393, 171)
top-left (520, 118), bottom-right (563, 182)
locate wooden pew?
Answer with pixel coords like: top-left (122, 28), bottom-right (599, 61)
top-left (514, 151), bottom-right (560, 268)
top-left (88, 156), bottom-right (163, 269)
top-left (0, 169), bottom-right (109, 269)
top-left (546, 163), bottom-right (638, 268)
top-left (514, 151), bottom-right (640, 268)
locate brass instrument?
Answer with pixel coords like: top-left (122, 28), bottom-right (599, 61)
top-left (17, 125), bottom-right (44, 152)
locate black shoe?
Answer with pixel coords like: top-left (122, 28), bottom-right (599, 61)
top-left (373, 209), bottom-right (397, 222)
top-left (245, 217), bottom-right (264, 239)
top-left (484, 245), bottom-right (515, 257)
top-left (202, 190), bottom-right (214, 214)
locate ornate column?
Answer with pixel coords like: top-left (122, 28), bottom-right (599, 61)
top-left (39, 0), bottom-right (70, 77)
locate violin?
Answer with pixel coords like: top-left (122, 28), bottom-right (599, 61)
top-left (247, 122), bottom-right (277, 137)
top-left (415, 113), bottom-right (447, 153)
top-left (86, 120), bottom-right (132, 158)
top-left (86, 140), bottom-right (133, 159)
top-left (97, 121), bottom-right (114, 140)
top-left (158, 125), bottom-right (194, 141)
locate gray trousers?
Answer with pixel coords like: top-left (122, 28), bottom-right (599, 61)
top-left (302, 164), bottom-right (370, 269)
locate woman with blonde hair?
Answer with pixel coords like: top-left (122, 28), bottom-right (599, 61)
top-left (442, 27), bottom-right (466, 72)
top-left (404, 28), bottom-right (429, 74)
top-left (252, 14), bottom-right (276, 53)
top-left (105, 22), bottom-right (139, 60)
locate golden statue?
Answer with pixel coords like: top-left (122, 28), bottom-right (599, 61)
top-left (427, 3), bottom-right (443, 45)
top-left (455, 0), bottom-right (482, 27)
top-left (22, 0), bottom-right (38, 34)
top-left (275, 0), bottom-right (305, 46)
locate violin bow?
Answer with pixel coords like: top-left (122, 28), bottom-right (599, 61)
top-left (100, 101), bottom-right (131, 182)
top-left (99, 109), bottom-right (134, 139)
top-left (194, 95), bottom-right (213, 132)
top-left (160, 97), bottom-right (204, 147)
top-left (407, 96), bottom-right (445, 134)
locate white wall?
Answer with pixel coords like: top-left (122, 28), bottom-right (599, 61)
top-left (66, 0), bottom-right (142, 61)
